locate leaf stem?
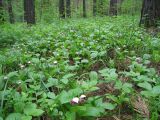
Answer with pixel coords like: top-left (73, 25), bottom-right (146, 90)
top-left (1, 78), bottom-right (9, 110)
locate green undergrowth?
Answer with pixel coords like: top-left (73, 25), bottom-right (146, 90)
top-left (0, 16), bottom-right (160, 120)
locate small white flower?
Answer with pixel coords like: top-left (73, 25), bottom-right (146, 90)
top-left (4, 76), bottom-right (8, 80)
top-left (70, 97), bottom-right (79, 105)
top-left (27, 61), bottom-right (31, 64)
top-left (79, 95), bottom-right (86, 99)
top-left (17, 80), bottom-right (22, 84)
top-left (21, 65), bottom-right (25, 68)
top-left (76, 52), bottom-right (80, 55)
top-left (53, 61), bottom-right (58, 64)
top-left (79, 94), bottom-right (87, 104)
top-left (117, 47), bottom-right (121, 50)
top-left (19, 64), bottom-right (25, 69)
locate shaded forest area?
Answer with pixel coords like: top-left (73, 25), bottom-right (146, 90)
top-left (1, 0), bottom-right (142, 22)
top-left (0, 0), bottom-right (160, 120)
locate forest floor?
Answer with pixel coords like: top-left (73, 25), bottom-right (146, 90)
top-left (0, 16), bottom-right (160, 120)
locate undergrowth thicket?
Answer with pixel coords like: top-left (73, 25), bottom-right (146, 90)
top-left (0, 16), bottom-right (160, 120)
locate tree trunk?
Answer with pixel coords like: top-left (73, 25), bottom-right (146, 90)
top-left (109, 0), bottom-right (123, 16)
top-left (39, 0), bottom-right (43, 21)
top-left (7, 0), bottom-right (14, 23)
top-left (59, 0), bottom-right (65, 18)
top-left (109, 0), bottom-right (118, 16)
top-left (93, 0), bottom-right (97, 16)
top-left (83, 0), bottom-right (86, 17)
top-left (0, 0), bottom-right (4, 22)
top-left (140, 0), bottom-right (160, 27)
top-left (24, 0), bottom-right (35, 24)
top-left (76, 0), bottom-right (80, 9)
top-left (66, 0), bottom-right (71, 18)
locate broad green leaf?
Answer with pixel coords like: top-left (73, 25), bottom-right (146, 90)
top-left (60, 78), bottom-right (68, 84)
top-left (26, 108), bottom-right (44, 117)
top-left (89, 71), bottom-right (98, 81)
top-left (14, 102), bottom-right (25, 113)
top-left (47, 92), bottom-right (55, 99)
top-left (58, 91), bottom-right (71, 104)
top-left (95, 98), bottom-right (116, 110)
top-left (81, 106), bottom-right (104, 117)
top-left (94, 98), bottom-right (103, 107)
top-left (82, 80), bottom-right (98, 91)
top-left (152, 86), bottom-right (160, 95)
top-left (138, 82), bottom-right (152, 91)
top-left (69, 88), bottom-right (83, 97)
top-left (66, 65), bottom-right (77, 71)
top-left (122, 83), bottom-right (133, 93)
top-left (99, 68), bottom-right (108, 76)
top-left (6, 113), bottom-right (22, 120)
top-left (114, 80), bottom-right (123, 89)
top-left (141, 91), bottom-right (153, 98)
top-left (99, 51), bottom-right (106, 56)
top-left (91, 51), bottom-right (98, 58)
top-left (21, 115), bottom-right (32, 120)
top-left (89, 86), bottom-right (99, 91)
top-left (61, 74), bottom-right (75, 84)
top-left (65, 112), bottom-right (76, 120)
top-left (29, 85), bottom-right (40, 90)
top-left (70, 106), bottom-right (87, 112)
top-left (135, 75), bottom-right (154, 82)
top-left (31, 58), bottom-right (40, 64)
top-left (102, 103), bottom-right (117, 110)
top-left (63, 74), bottom-right (75, 79)
top-left (46, 78), bottom-right (58, 88)
top-left (143, 54), bottom-right (151, 60)
top-left (106, 94), bottom-right (118, 102)
top-left (89, 80), bottom-right (98, 86)
top-left (24, 103), bottom-right (44, 117)
top-left (99, 68), bottom-right (118, 81)
top-left (81, 59), bottom-right (89, 63)
top-left (7, 71), bottom-right (18, 78)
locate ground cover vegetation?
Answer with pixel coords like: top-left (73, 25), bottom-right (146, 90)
top-left (0, 0), bottom-right (160, 120)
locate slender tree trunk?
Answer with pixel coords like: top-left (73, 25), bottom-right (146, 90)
top-left (155, 0), bottom-right (160, 19)
top-left (93, 0), bottom-right (97, 16)
top-left (39, 0), bottom-right (43, 21)
top-left (118, 0), bottom-right (123, 15)
top-left (83, 0), bottom-right (86, 17)
top-left (7, 0), bottom-right (14, 23)
top-left (77, 0), bottom-right (80, 9)
top-left (24, 0), bottom-right (35, 24)
top-left (0, 0), bottom-right (4, 22)
top-left (59, 0), bottom-right (65, 18)
top-left (109, 0), bottom-right (123, 16)
top-left (66, 0), bottom-right (71, 18)
top-left (140, 0), bottom-right (145, 26)
top-left (140, 0), bottom-right (160, 27)
top-left (109, 0), bottom-right (118, 16)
